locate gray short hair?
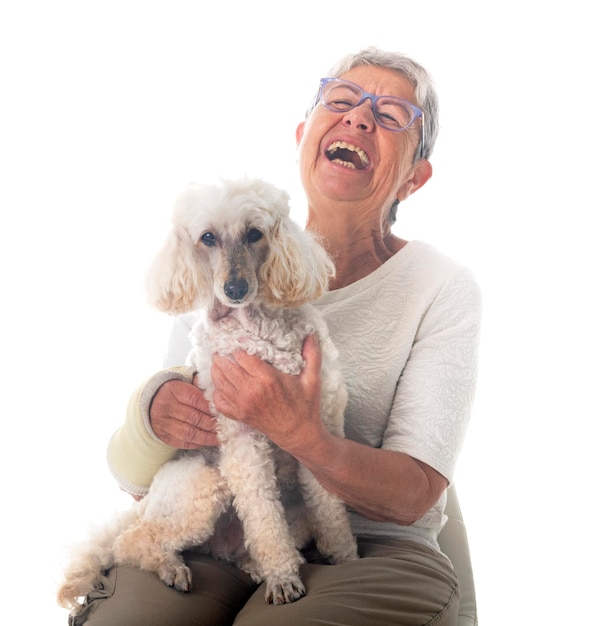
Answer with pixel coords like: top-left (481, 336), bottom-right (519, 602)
top-left (308, 47), bottom-right (439, 161)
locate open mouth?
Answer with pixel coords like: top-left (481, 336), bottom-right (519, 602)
top-left (325, 141), bottom-right (369, 170)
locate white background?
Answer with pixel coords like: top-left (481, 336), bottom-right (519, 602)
top-left (1, 1), bottom-right (592, 624)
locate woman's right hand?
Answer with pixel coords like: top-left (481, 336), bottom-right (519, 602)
top-left (149, 377), bottom-right (219, 449)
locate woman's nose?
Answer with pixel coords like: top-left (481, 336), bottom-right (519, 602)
top-left (342, 101), bottom-right (375, 131)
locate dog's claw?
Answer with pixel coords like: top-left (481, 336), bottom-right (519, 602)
top-left (159, 563), bottom-right (193, 593)
top-left (265, 576), bottom-right (306, 604)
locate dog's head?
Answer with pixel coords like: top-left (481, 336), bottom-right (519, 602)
top-left (146, 177), bottom-right (335, 314)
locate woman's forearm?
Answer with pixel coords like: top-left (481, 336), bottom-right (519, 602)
top-left (288, 427), bottom-right (448, 525)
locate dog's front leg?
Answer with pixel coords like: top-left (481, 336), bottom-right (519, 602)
top-left (218, 425), bottom-right (306, 604)
top-left (297, 464), bottom-right (359, 564)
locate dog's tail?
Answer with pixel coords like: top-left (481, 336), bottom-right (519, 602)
top-left (57, 507), bottom-right (141, 615)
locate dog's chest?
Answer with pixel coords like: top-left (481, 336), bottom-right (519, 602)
top-left (193, 306), bottom-right (314, 375)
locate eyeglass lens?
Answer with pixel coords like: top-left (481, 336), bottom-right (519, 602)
top-left (321, 80), bottom-right (417, 131)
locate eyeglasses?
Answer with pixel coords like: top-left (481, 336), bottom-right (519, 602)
top-left (314, 77), bottom-right (425, 158)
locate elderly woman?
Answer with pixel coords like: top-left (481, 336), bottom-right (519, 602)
top-left (78, 48), bottom-right (481, 625)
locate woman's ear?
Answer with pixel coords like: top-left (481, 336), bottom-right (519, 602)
top-left (397, 159), bottom-right (433, 202)
top-left (296, 121), bottom-right (305, 145)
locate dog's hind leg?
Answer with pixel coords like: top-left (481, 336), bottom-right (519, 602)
top-left (218, 428), bottom-right (306, 605)
top-left (297, 464), bottom-right (359, 564)
top-left (113, 454), bottom-right (231, 592)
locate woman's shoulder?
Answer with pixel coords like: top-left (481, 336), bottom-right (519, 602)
top-left (401, 241), bottom-right (480, 292)
top-left (399, 240), bottom-right (467, 272)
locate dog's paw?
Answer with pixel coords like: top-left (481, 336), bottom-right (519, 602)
top-left (328, 542), bottom-right (360, 564)
top-left (236, 557), bottom-right (264, 584)
top-left (265, 574), bottom-right (306, 605)
top-left (329, 551), bottom-right (359, 565)
top-left (315, 536), bottom-right (359, 565)
top-left (159, 563), bottom-right (193, 593)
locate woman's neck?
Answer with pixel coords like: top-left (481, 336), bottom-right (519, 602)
top-left (307, 212), bottom-right (407, 290)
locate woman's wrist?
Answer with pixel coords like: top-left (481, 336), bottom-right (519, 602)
top-left (289, 424), bottom-right (342, 475)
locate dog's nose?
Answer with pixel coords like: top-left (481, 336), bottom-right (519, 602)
top-left (224, 278), bottom-right (249, 301)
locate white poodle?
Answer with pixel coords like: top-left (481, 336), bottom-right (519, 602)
top-left (58, 177), bottom-right (358, 615)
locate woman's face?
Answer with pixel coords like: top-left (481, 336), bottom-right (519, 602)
top-left (296, 65), bottom-right (429, 216)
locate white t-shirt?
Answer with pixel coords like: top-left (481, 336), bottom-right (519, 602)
top-left (163, 241), bottom-right (482, 551)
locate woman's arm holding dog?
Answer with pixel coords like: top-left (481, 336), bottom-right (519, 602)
top-left (107, 368), bottom-right (219, 500)
top-left (210, 335), bottom-right (448, 526)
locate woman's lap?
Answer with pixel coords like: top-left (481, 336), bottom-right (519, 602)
top-left (72, 539), bottom-right (459, 626)
top-left (236, 539), bottom-right (459, 626)
top-left (69, 552), bottom-right (257, 626)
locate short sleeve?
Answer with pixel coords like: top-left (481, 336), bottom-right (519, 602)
top-left (382, 266), bottom-right (482, 481)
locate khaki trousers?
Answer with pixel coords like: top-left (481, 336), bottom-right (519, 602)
top-left (70, 538), bottom-right (459, 626)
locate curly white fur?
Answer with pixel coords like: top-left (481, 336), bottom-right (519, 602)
top-left (57, 177), bottom-right (358, 614)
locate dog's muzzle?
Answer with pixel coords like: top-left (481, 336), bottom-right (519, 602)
top-left (224, 278), bottom-right (249, 302)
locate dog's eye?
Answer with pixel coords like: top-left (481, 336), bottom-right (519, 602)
top-left (246, 228), bottom-right (263, 244)
top-left (200, 232), bottom-right (216, 247)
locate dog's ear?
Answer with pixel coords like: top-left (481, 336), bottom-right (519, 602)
top-left (146, 229), bottom-right (211, 314)
top-left (261, 218), bottom-right (335, 306)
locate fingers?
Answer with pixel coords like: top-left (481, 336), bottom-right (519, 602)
top-left (175, 416), bottom-right (220, 449)
top-left (210, 354), bottom-right (249, 420)
top-left (302, 333), bottom-right (321, 374)
top-left (150, 380), bottom-right (219, 449)
top-left (211, 353), bottom-right (244, 390)
top-left (209, 335), bottom-right (323, 440)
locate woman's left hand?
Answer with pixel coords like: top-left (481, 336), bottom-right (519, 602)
top-left (211, 334), bottom-right (448, 524)
top-left (210, 334), bottom-right (325, 453)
